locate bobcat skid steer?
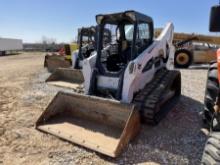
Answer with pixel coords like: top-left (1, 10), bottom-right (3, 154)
top-left (46, 26), bottom-right (112, 89)
top-left (44, 43), bottom-right (78, 73)
top-left (46, 26), bottom-right (98, 89)
top-left (36, 11), bottom-right (181, 157)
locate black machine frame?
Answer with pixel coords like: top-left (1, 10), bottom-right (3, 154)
top-left (95, 10), bottom-right (154, 77)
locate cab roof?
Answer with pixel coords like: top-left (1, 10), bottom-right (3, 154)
top-left (78, 26), bottom-right (96, 36)
top-left (96, 10), bottom-right (153, 25)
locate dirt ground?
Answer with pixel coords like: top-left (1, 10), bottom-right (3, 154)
top-left (0, 52), bottom-right (208, 165)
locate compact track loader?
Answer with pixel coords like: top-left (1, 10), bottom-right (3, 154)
top-left (44, 43), bottom-right (78, 73)
top-left (46, 26), bottom-right (100, 89)
top-left (36, 11), bottom-right (181, 157)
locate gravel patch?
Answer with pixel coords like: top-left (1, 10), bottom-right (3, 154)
top-left (0, 53), bottom-right (209, 165)
top-left (28, 68), bottom-right (208, 165)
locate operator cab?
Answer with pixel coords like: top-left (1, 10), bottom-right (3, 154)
top-left (78, 26), bottom-right (97, 61)
top-left (96, 10), bottom-right (154, 76)
top-left (77, 26), bottom-right (111, 65)
top-left (89, 11), bottom-right (154, 99)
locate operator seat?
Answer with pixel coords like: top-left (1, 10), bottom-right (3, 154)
top-left (121, 40), bottom-right (131, 62)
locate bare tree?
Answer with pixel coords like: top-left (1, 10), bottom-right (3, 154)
top-left (41, 36), bottom-right (56, 44)
top-left (41, 36), bottom-right (57, 52)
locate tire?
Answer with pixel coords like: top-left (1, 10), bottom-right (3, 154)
top-left (204, 62), bottom-right (219, 126)
top-left (174, 49), bottom-right (193, 68)
top-left (201, 133), bottom-right (220, 165)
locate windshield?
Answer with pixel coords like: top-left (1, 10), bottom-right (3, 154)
top-left (97, 18), bottom-right (152, 75)
top-left (99, 22), bottom-right (134, 73)
top-left (82, 34), bottom-right (95, 45)
top-left (78, 30), bottom-right (96, 60)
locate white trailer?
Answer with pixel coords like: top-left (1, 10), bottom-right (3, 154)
top-left (0, 38), bottom-right (23, 55)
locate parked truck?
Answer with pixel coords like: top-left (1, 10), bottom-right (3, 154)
top-left (0, 38), bottom-right (23, 56)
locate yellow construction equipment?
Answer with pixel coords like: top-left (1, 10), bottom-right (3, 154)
top-left (65, 44), bottom-right (78, 60)
top-left (155, 29), bottom-right (220, 44)
top-left (44, 43), bottom-right (78, 72)
top-left (155, 29), bottom-right (220, 68)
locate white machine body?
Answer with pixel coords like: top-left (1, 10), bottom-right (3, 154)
top-left (83, 23), bottom-right (175, 103)
top-left (72, 50), bottom-right (97, 69)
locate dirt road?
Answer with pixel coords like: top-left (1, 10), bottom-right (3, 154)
top-left (0, 53), bottom-right (207, 165)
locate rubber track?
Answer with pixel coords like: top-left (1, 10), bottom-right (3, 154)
top-left (201, 132), bottom-right (220, 165)
top-left (133, 69), bottom-right (180, 125)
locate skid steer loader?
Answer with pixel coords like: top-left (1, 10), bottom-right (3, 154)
top-left (44, 26), bottom-right (98, 73)
top-left (36, 10), bottom-right (181, 157)
top-left (44, 43), bottom-right (78, 73)
top-left (46, 26), bottom-right (112, 89)
top-left (46, 26), bottom-right (99, 89)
